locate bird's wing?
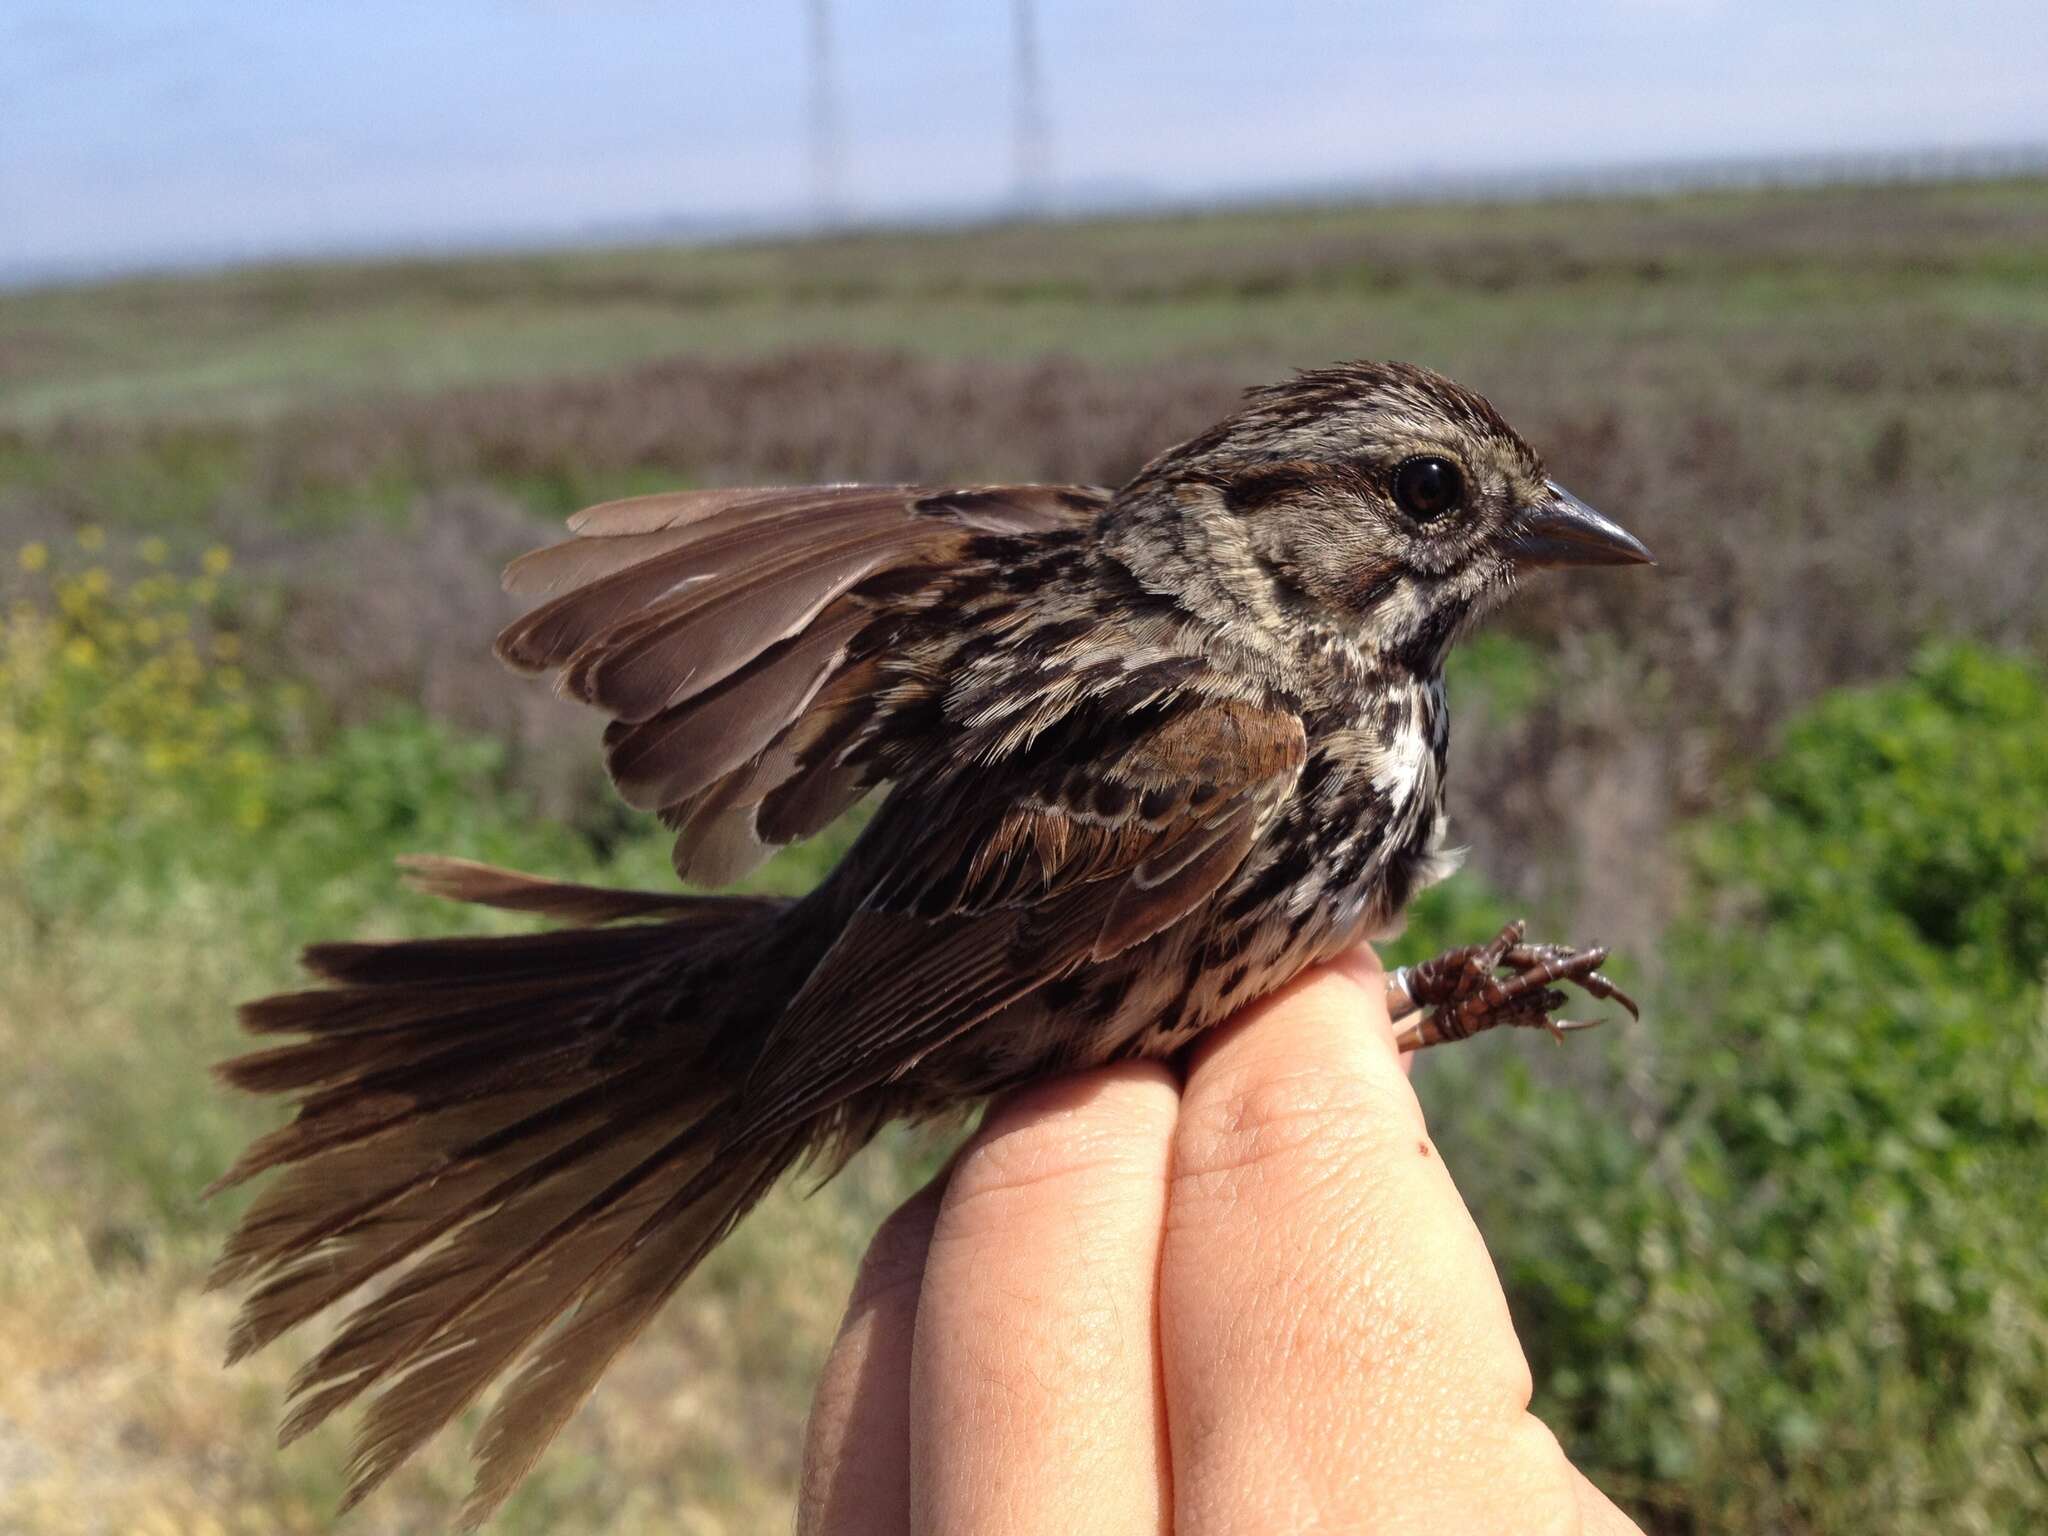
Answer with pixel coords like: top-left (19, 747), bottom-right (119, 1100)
top-left (494, 482), bottom-right (1110, 885)
top-left (739, 697), bottom-right (1308, 1138)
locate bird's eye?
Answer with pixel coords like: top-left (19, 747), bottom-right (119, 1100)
top-left (1392, 456), bottom-right (1465, 522)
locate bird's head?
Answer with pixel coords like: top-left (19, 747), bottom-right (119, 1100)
top-left (1110, 361), bottom-right (1651, 675)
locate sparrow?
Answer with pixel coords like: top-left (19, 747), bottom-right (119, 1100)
top-left (210, 360), bottom-right (1652, 1525)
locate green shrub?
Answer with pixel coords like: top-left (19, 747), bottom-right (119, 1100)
top-left (0, 533), bottom-right (865, 1233)
top-left (1440, 644), bottom-right (2048, 1533)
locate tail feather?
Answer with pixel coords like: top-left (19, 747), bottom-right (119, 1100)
top-left (220, 1084), bottom-right (625, 1360)
top-left (210, 911), bottom-right (729, 1194)
top-left (219, 1005), bottom-right (577, 1095)
top-left (277, 1080), bottom-right (697, 1430)
top-left (296, 1107), bottom-right (709, 1485)
top-left (211, 1088), bottom-right (560, 1295)
top-left (396, 853), bottom-right (726, 926)
top-left (328, 1124), bottom-right (759, 1519)
top-left (460, 1131), bottom-right (803, 1528)
top-left (212, 864), bottom-right (807, 1524)
top-left (237, 978), bottom-right (577, 1038)
top-left (298, 916), bottom-right (734, 989)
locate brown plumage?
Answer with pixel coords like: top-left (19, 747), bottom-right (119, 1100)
top-left (212, 361), bottom-right (1651, 1525)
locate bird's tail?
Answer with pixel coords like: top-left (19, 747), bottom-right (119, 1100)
top-left (208, 855), bottom-right (809, 1527)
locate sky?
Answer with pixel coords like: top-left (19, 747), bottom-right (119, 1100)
top-left (4, 0), bottom-right (2045, 278)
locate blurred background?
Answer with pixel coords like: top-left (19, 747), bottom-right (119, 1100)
top-left (3, 4), bottom-right (2045, 1532)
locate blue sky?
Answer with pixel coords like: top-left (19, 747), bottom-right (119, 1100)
top-left (5, 0), bottom-right (2044, 276)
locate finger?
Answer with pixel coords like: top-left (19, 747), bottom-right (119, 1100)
top-left (1330, 943), bottom-right (1409, 1077)
top-left (910, 1063), bottom-right (1179, 1536)
top-left (798, 1170), bottom-right (948, 1536)
top-left (1578, 1469), bottom-right (1649, 1534)
top-left (1161, 958), bottom-right (1581, 1532)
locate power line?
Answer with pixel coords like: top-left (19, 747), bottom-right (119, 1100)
top-left (806, 0), bottom-right (843, 227)
top-left (1011, 0), bottom-right (1051, 211)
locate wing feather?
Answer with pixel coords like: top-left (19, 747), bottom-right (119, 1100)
top-left (738, 701), bottom-right (1306, 1136)
top-left (493, 482), bottom-right (1108, 881)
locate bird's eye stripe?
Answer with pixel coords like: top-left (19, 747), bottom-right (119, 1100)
top-left (1221, 465), bottom-right (1323, 514)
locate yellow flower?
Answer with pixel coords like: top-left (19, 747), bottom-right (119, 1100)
top-left (210, 633), bottom-right (242, 662)
top-left (202, 545), bottom-right (234, 575)
top-left (140, 536), bottom-right (170, 565)
top-left (82, 567), bottom-right (112, 597)
top-left (63, 636), bottom-right (97, 667)
top-left (216, 666), bottom-right (245, 693)
top-left (16, 542), bottom-right (47, 573)
top-left (135, 618), bottom-right (162, 647)
top-left (77, 526), bottom-right (106, 551)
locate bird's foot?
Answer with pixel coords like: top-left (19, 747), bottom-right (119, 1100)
top-left (1386, 920), bottom-right (1639, 1053)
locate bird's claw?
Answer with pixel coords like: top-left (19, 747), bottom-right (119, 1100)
top-left (1388, 921), bottom-right (1639, 1053)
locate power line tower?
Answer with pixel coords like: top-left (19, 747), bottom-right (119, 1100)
top-left (1011, 0), bottom-right (1051, 213)
top-left (806, 0), bottom-right (844, 227)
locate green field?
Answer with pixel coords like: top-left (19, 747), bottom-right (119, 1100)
top-left (3, 179), bottom-right (2046, 1533)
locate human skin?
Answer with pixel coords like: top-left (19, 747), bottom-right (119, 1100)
top-left (796, 946), bottom-right (1645, 1535)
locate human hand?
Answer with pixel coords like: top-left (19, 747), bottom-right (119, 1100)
top-left (797, 946), bottom-right (1644, 1534)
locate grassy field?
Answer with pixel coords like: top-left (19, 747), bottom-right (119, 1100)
top-left (3, 178), bottom-right (2046, 1532)
top-left (7, 179), bottom-right (2046, 425)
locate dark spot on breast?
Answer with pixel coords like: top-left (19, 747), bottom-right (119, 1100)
top-left (1417, 1140), bottom-right (1431, 1158)
top-left (1208, 922), bottom-right (1255, 961)
top-left (1390, 602), bottom-right (1467, 676)
top-left (1376, 811), bottom-right (1440, 914)
top-left (1294, 751), bottom-right (1336, 802)
top-left (1224, 842), bottom-right (1314, 919)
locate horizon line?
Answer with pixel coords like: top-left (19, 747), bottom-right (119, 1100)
top-left (9, 139), bottom-right (2045, 297)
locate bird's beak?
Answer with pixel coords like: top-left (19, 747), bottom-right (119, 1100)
top-left (1506, 481), bottom-right (1654, 569)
